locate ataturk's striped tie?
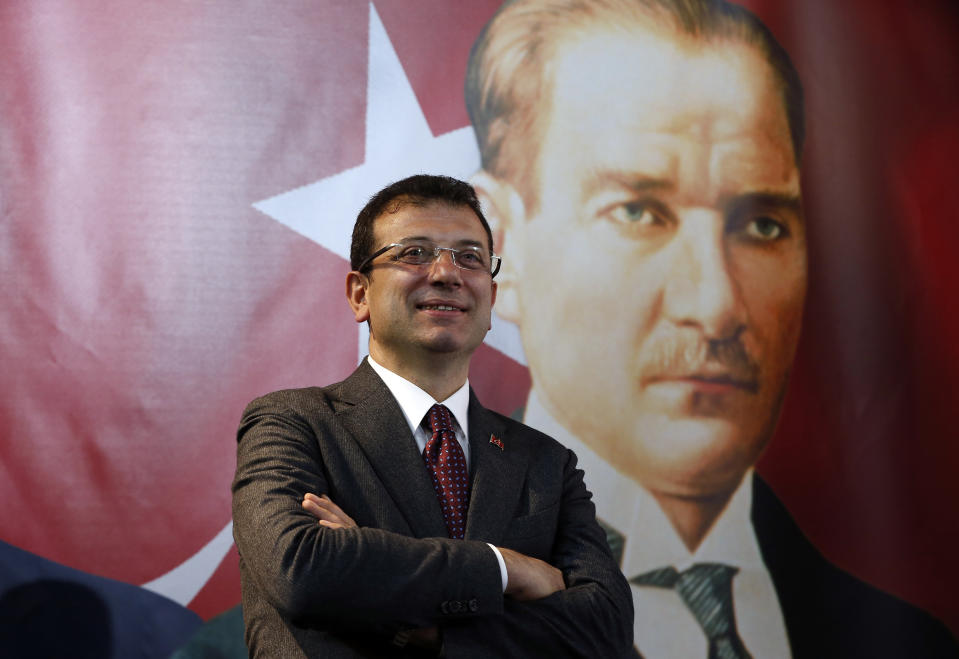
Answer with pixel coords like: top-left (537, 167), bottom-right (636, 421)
top-left (632, 563), bottom-right (752, 659)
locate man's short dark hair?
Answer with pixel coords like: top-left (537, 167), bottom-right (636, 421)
top-left (465, 0), bottom-right (805, 213)
top-left (350, 174), bottom-right (494, 273)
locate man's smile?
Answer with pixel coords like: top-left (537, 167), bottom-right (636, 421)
top-left (416, 299), bottom-right (468, 313)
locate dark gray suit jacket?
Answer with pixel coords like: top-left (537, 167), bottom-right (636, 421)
top-left (232, 360), bottom-right (633, 658)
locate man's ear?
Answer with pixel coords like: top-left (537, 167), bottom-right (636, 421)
top-left (345, 271), bottom-right (370, 323)
top-left (471, 170), bottom-right (526, 325)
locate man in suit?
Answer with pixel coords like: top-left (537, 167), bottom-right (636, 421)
top-left (465, 0), bottom-right (959, 656)
top-left (231, 174), bottom-right (634, 657)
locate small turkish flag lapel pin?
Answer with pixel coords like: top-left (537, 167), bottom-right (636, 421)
top-left (489, 434), bottom-right (504, 450)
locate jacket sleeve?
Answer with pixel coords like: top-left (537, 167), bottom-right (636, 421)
top-left (231, 392), bottom-right (504, 630)
top-left (442, 447), bottom-right (635, 658)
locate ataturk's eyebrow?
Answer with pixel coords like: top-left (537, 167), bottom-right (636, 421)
top-left (581, 172), bottom-right (674, 199)
top-left (723, 191), bottom-right (803, 217)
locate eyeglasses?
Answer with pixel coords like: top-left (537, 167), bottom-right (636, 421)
top-left (357, 241), bottom-right (502, 278)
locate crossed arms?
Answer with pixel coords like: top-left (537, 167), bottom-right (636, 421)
top-left (303, 492), bottom-right (566, 603)
top-left (232, 389), bottom-right (633, 657)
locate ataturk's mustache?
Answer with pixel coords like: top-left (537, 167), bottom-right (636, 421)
top-left (639, 335), bottom-right (760, 392)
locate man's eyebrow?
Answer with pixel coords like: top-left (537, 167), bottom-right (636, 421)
top-left (398, 235), bottom-right (485, 248)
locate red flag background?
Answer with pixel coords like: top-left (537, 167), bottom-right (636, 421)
top-left (1, 0), bottom-right (957, 645)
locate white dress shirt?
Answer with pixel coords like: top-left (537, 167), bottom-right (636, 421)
top-left (525, 389), bottom-right (792, 658)
top-left (367, 356), bottom-right (508, 591)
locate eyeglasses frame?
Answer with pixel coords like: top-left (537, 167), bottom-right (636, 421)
top-left (357, 241), bottom-right (502, 278)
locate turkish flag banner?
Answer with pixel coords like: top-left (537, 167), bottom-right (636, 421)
top-left (1, 0), bottom-right (957, 654)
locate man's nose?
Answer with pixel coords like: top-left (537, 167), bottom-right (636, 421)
top-left (662, 211), bottom-right (746, 341)
top-left (427, 249), bottom-right (462, 285)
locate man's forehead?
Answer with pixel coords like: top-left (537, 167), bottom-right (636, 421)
top-left (373, 201), bottom-right (485, 242)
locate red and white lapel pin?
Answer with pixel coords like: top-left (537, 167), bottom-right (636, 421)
top-left (489, 434), bottom-right (504, 450)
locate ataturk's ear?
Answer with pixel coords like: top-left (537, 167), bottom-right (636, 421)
top-left (470, 170), bottom-right (527, 325)
top-left (345, 270), bottom-right (370, 323)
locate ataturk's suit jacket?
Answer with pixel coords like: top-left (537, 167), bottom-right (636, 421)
top-left (750, 475), bottom-right (958, 658)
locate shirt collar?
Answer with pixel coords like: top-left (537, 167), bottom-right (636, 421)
top-left (367, 356), bottom-right (470, 439)
top-left (626, 467), bottom-right (764, 575)
top-left (524, 387), bottom-right (765, 576)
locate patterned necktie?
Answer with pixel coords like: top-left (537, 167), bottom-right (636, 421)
top-left (632, 563), bottom-right (752, 659)
top-left (422, 404), bottom-right (469, 539)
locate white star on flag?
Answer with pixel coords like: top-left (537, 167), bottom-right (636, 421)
top-left (143, 3), bottom-right (527, 607)
top-left (253, 3), bottom-right (524, 366)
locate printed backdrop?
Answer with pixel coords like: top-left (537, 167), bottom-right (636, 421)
top-left (2, 0), bottom-right (957, 646)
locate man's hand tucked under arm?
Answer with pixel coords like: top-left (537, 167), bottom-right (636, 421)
top-left (301, 493), bottom-right (358, 529)
top-left (497, 547), bottom-right (566, 601)
top-left (301, 492), bottom-right (441, 653)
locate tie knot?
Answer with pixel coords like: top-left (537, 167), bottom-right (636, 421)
top-left (427, 404), bottom-right (454, 434)
top-left (631, 565), bottom-right (680, 588)
top-left (631, 563), bottom-right (738, 590)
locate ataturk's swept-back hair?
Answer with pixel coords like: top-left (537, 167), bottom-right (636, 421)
top-left (465, 0), bottom-right (804, 212)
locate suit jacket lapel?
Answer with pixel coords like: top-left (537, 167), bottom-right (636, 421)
top-left (752, 473), bottom-right (831, 657)
top-left (333, 361), bottom-right (448, 538)
top-left (464, 390), bottom-right (528, 543)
